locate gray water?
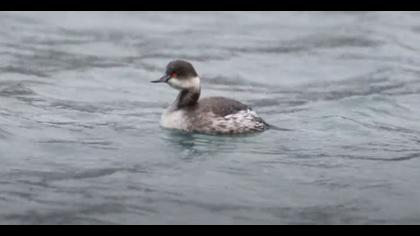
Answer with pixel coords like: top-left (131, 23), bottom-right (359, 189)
top-left (0, 11), bottom-right (420, 225)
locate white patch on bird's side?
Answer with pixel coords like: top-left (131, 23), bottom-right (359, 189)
top-left (224, 109), bottom-right (260, 124)
top-left (160, 109), bottom-right (189, 131)
top-left (206, 109), bottom-right (267, 134)
top-left (167, 76), bottom-right (200, 90)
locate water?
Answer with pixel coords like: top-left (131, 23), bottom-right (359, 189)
top-left (0, 11), bottom-right (420, 225)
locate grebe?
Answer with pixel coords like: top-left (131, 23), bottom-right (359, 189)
top-left (151, 60), bottom-right (269, 135)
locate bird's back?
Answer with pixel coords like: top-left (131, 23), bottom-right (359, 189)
top-left (194, 97), bottom-right (250, 117)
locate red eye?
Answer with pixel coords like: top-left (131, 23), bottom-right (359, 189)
top-left (171, 73), bottom-right (176, 77)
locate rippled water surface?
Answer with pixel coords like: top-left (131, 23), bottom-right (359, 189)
top-left (1, 11), bottom-right (420, 224)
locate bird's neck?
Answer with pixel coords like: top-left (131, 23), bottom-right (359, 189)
top-left (173, 87), bottom-right (201, 110)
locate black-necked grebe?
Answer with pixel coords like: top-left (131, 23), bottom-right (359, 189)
top-left (151, 60), bottom-right (269, 135)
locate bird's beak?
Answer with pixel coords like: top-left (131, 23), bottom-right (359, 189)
top-left (151, 74), bottom-right (171, 83)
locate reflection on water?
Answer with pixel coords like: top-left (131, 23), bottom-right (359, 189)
top-left (0, 11), bottom-right (420, 224)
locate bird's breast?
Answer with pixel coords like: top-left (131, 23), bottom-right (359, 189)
top-left (160, 109), bottom-right (189, 131)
